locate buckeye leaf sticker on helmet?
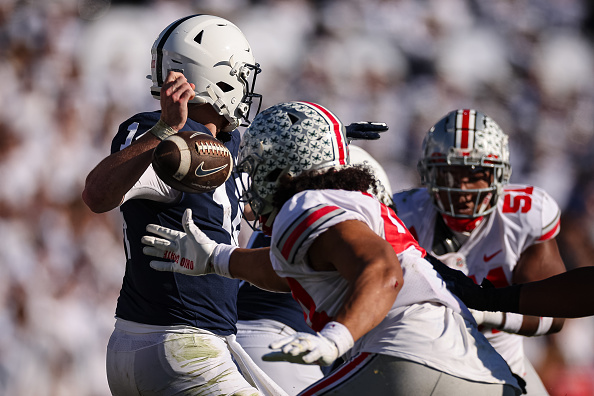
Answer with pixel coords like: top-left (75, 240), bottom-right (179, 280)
top-left (152, 131), bottom-right (233, 193)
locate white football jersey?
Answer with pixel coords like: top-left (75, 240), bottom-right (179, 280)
top-left (270, 189), bottom-right (520, 389)
top-left (393, 184), bottom-right (561, 376)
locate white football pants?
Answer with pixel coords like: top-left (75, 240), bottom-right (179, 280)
top-left (236, 319), bottom-right (324, 396)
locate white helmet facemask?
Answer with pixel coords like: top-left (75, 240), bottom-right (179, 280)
top-left (149, 14), bottom-right (262, 132)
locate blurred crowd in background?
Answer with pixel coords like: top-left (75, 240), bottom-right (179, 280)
top-left (1, 0), bottom-right (594, 394)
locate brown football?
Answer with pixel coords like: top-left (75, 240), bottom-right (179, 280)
top-left (152, 131), bottom-right (233, 193)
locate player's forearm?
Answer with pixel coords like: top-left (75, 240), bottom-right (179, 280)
top-left (334, 259), bottom-right (402, 342)
top-left (83, 136), bottom-right (159, 213)
top-left (475, 310), bottom-right (564, 336)
top-left (509, 315), bottom-right (563, 336)
top-left (229, 247), bottom-right (291, 292)
top-left (519, 267), bottom-right (594, 318)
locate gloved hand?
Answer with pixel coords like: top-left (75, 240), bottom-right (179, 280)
top-left (345, 122), bottom-right (388, 141)
top-left (142, 208), bottom-right (236, 277)
top-left (262, 321), bottom-right (354, 366)
top-left (425, 254), bottom-right (521, 313)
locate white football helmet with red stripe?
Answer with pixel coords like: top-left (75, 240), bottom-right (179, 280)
top-left (237, 101), bottom-right (349, 224)
top-left (417, 109), bottom-right (512, 218)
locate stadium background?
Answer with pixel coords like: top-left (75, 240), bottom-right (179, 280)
top-left (1, 0), bottom-right (594, 394)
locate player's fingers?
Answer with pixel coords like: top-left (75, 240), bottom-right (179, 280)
top-left (163, 70), bottom-right (186, 84)
top-left (302, 350), bottom-right (321, 364)
top-left (141, 235), bottom-right (174, 248)
top-left (346, 122), bottom-right (388, 133)
top-left (146, 224), bottom-right (181, 240)
top-left (182, 209), bottom-right (202, 237)
top-left (182, 208), bottom-right (193, 229)
top-left (143, 246), bottom-right (170, 258)
top-left (366, 122), bottom-right (388, 131)
top-left (179, 86), bottom-right (196, 101)
top-left (279, 340), bottom-right (310, 356)
top-left (163, 72), bottom-right (191, 96)
top-left (149, 260), bottom-right (176, 272)
top-left (268, 335), bottom-right (298, 350)
top-left (183, 209), bottom-right (213, 243)
top-left (354, 122), bottom-right (388, 131)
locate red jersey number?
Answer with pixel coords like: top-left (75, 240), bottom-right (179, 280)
top-left (502, 186), bottom-right (533, 214)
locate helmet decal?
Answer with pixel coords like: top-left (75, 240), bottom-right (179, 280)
top-left (153, 14), bottom-right (198, 88)
top-left (305, 102), bottom-right (348, 166)
top-left (454, 109), bottom-right (477, 149)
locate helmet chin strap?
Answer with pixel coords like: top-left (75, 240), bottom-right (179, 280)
top-left (476, 192), bottom-right (493, 216)
top-left (259, 211), bottom-right (278, 236)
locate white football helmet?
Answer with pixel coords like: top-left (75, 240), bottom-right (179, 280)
top-left (349, 145), bottom-right (394, 207)
top-left (237, 101), bottom-right (349, 223)
top-left (149, 14), bottom-right (262, 131)
top-left (417, 109), bottom-right (512, 218)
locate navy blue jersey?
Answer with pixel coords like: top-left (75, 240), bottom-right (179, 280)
top-left (237, 231), bottom-right (314, 334)
top-left (113, 111), bottom-right (241, 335)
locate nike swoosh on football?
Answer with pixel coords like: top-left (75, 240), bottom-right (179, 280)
top-left (195, 161), bottom-right (228, 177)
top-left (483, 249), bottom-right (502, 262)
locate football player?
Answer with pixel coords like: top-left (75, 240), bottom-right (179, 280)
top-left (142, 101), bottom-right (523, 395)
top-left (81, 14), bottom-right (272, 396)
top-left (392, 109), bottom-right (567, 396)
top-left (234, 146), bottom-right (394, 395)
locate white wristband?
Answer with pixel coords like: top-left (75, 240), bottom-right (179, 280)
top-left (501, 312), bottom-right (524, 333)
top-left (475, 310), bottom-right (504, 327)
top-left (148, 119), bottom-right (177, 140)
top-left (534, 317), bottom-right (554, 336)
top-left (319, 321), bottom-right (355, 357)
top-left (211, 244), bottom-right (238, 278)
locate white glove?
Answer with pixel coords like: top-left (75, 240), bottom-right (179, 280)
top-left (262, 321), bottom-right (354, 366)
top-left (141, 208), bottom-right (236, 277)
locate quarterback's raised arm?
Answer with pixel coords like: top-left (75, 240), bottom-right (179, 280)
top-left (82, 71), bottom-right (194, 213)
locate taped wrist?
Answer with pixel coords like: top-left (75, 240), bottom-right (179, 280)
top-left (473, 310), bottom-right (524, 333)
top-left (501, 312), bottom-right (524, 333)
top-left (534, 317), bottom-right (554, 336)
top-left (475, 310), bottom-right (504, 327)
top-left (210, 244), bottom-right (237, 278)
top-left (319, 321), bottom-right (354, 358)
top-left (148, 119), bottom-right (177, 140)
top-left (482, 283), bottom-right (522, 313)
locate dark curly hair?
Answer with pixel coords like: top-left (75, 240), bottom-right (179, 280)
top-left (272, 165), bottom-right (376, 210)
